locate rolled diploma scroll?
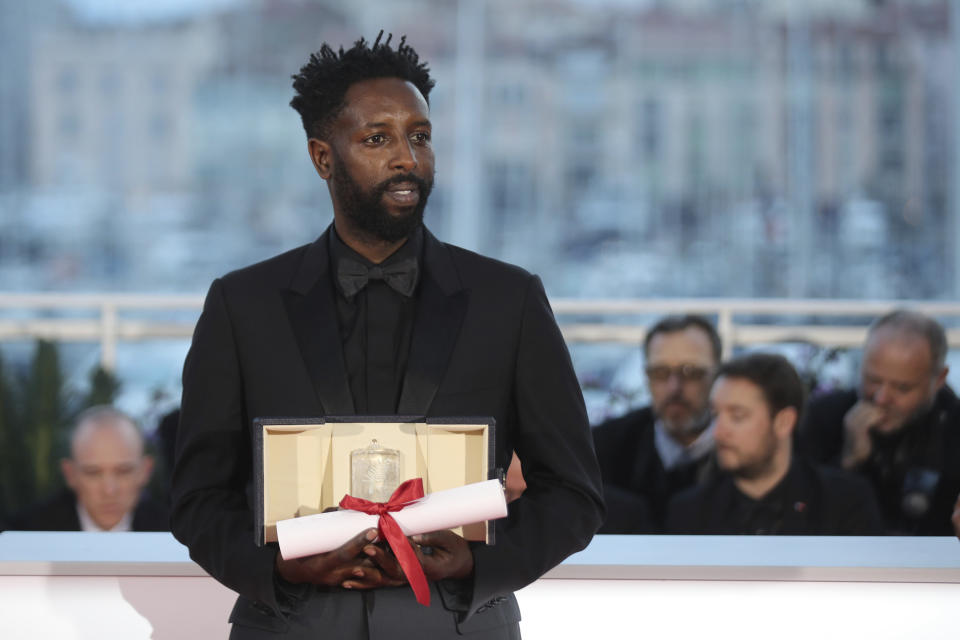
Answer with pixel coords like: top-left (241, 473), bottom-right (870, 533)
top-left (277, 479), bottom-right (507, 560)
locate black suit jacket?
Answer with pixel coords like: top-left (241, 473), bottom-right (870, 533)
top-left (592, 407), bottom-right (714, 533)
top-left (170, 226), bottom-right (604, 638)
top-left (9, 488), bottom-right (169, 532)
top-left (665, 457), bottom-right (884, 535)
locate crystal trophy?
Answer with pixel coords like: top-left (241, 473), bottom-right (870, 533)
top-left (350, 439), bottom-right (401, 502)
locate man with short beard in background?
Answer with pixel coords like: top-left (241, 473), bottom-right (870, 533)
top-left (592, 315), bottom-right (720, 532)
top-left (665, 353), bottom-right (882, 535)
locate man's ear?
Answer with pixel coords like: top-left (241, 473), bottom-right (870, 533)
top-left (61, 458), bottom-right (77, 490)
top-left (934, 366), bottom-right (949, 391)
top-left (773, 406), bottom-right (797, 440)
top-left (138, 455), bottom-right (155, 487)
top-left (308, 138), bottom-right (333, 179)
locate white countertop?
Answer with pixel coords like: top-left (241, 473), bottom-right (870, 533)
top-left (2, 531), bottom-right (959, 582)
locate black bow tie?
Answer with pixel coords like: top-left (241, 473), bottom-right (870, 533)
top-left (337, 256), bottom-right (419, 298)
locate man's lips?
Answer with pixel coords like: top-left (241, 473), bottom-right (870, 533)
top-left (384, 182), bottom-right (420, 206)
top-left (97, 503), bottom-right (125, 515)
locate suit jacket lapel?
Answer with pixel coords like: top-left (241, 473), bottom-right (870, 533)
top-left (281, 229), bottom-right (355, 415)
top-left (397, 229), bottom-right (468, 415)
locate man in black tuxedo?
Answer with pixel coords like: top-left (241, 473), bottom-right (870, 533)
top-left (170, 34), bottom-right (604, 639)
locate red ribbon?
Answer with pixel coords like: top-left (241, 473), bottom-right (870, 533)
top-left (339, 478), bottom-right (430, 606)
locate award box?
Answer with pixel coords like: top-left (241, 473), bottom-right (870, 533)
top-left (253, 416), bottom-right (497, 547)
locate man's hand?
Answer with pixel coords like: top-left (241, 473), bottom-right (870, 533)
top-left (952, 492), bottom-right (960, 540)
top-left (410, 530), bottom-right (474, 581)
top-left (350, 529), bottom-right (474, 585)
top-left (275, 528), bottom-right (407, 590)
top-left (841, 400), bottom-right (884, 469)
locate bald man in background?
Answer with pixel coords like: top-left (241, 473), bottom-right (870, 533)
top-left (799, 310), bottom-right (960, 535)
top-left (11, 406), bottom-right (168, 532)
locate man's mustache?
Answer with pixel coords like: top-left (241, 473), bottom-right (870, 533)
top-left (375, 173), bottom-right (431, 194)
top-left (663, 394), bottom-right (691, 410)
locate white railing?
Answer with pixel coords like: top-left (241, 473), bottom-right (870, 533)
top-left (0, 294), bottom-right (203, 370)
top-left (2, 293), bottom-right (960, 370)
top-left (551, 298), bottom-right (960, 358)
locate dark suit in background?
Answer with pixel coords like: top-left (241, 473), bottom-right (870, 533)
top-left (592, 407), bottom-right (714, 533)
top-left (171, 226), bottom-right (604, 639)
top-left (799, 386), bottom-right (960, 535)
top-left (666, 457), bottom-right (883, 535)
top-left (9, 488), bottom-right (169, 532)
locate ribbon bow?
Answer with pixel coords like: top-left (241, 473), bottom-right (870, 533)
top-left (339, 478), bottom-right (430, 606)
top-left (337, 256), bottom-right (419, 298)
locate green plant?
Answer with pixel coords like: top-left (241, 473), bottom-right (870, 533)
top-left (0, 341), bottom-right (128, 521)
top-left (22, 340), bottom-right (70, 499)
top-left (84, 365), bottom-right (122, 408)
top-left (0, 351), bottom-right (32, 518)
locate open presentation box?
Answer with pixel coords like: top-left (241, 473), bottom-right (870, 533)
top-left (254, 416), bottom-right (497, 547)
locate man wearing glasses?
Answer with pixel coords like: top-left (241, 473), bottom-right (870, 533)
top-left (592, 315), bottom-right (720, 532)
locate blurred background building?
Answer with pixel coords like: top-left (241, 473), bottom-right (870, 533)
top-left (0, 0), bottom-right (957, 423)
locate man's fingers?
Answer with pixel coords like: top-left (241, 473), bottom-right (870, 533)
top-left (333, 528), bottom-right (379, 561)
top-left (341, 565), bottom-right (381, 589)
top-left (409, 530), bottom-right (474, 581)
top-left (845, 402), bottom-right (883, 438)
top-left (851, 402), bottom-right (883, 425)
top-left (341, 564), bottom-right (407, 589)
top-left (363, 543), bottom-right (408, 582)
top-left (847, 404), bottom-right (870, 426)
top-left (411, 529), bottom-right (456, 549)
top-left (285, 535), bottom-right (380, 587)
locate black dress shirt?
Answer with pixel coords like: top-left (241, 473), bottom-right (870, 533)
top-left (666, 457), bottom-right (884, 535)
top-left (328, 227), bottom-right (422, 414)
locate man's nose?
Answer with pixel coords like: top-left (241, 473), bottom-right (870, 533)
top-left (391, 139), bottom-right (417, 172)
top-left (873, 385), bottom-right (892, 405)
top-left (101, 475), bottom-right (119, 496)
top-left (663, 373), bottom-right (683, 393)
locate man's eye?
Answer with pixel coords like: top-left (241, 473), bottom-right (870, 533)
top-left (365, 134), bottom-right (386, 145)
top-left (412, 132), bottom-right (431, 144)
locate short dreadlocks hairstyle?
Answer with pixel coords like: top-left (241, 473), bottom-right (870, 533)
top-left (290, 31), bottom-right (435, 140)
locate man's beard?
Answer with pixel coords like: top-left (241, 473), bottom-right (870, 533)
top-left (723, 428), bottom-right (779, 480)
top-left (885, 390), bottom-right (937, 434)
top-left (331, 153), bottom-right (433, 243)
top-left (658, 394), bottom-right (711, 438)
